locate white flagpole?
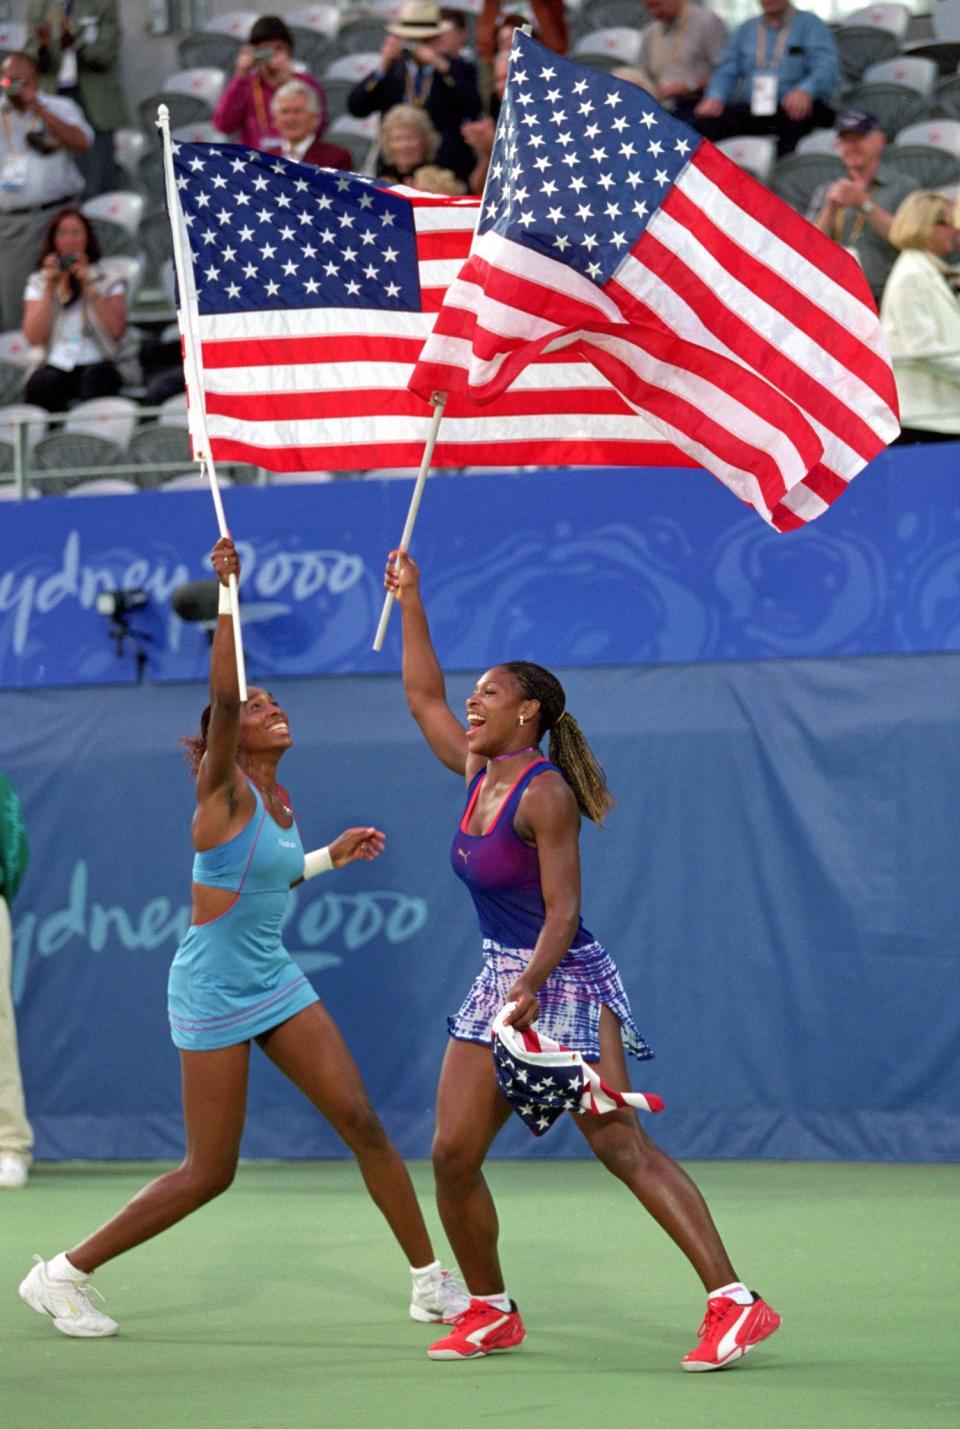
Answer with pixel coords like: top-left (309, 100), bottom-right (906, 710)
top-left (372, 391), bottom-right (447, 652)
top-left (156, 103), bottom-right (248, 701)
top-left (372, 50), bottom-right (525, 655)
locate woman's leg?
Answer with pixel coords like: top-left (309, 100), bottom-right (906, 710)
top-left (256, 1003), bottom-right (434, 1268)
top-left (24, 365), bottom-right (75, 412)
top-left (66, 1042), bottom-right (251, 1273)
top-left (432, 1038), bottom-right (513, 1295)
top-left (572, 1006), bottom-right (737, 1292)
top-left (76, 361), bottom-right (122, 400)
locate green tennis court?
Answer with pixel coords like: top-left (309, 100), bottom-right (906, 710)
top-left (2, 1159), bottom-right (956, 1429)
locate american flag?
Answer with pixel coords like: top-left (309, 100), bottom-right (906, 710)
top-left (410, 31), bottom-right (901, 529)
top-left (168, 140), bottom-right (693, 472)
top-left (491, 1005), bottom-right (664, 1138)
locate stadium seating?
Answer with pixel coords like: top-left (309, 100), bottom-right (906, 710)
top-left (325, 113), bottom-right (379, 171)
top-left (715, 134), bottom-right (777, 184)
top-left (114, 128), bottom-right (147, 187)
top-left (82, 190), bottom-right (145, 258)
top-left (835, 24), bottom-right (900, 86)
top-left (64, 477), bottom-right (140, 496)
top-left (0, 331), bottom-right (31, 405)
top-left (0, 20), bottom-right (27, 61)
top-left (64, 397), bottom-right (141, 450)
top-left (571, 27), bottom-right (644, 72)
top-left (896, 116), bottom-right (960, 152)
top-left (177, 31), bottom-right (243, 73)
top-left (843, 4), bottom-right (911, 42)
top-left (795, 128), bottom-right (843, 155)
top-left (578, 0), bottom-right (645, 35)
top-left (0, 404), bottom-right (48, 454)
top-left (862, 55), bottom-right (939, 101)
top-left (886, 142), bottom-right (960, 185)
top-left (321, 52), bottom-right (382, 120)
top-left (839, 81), bottom-right (928, 136)
top-left (203, 10), bottom-right (258, 38)
top-left (770, 152), bottom-right (845, 214)
top-left (31, 432), bottom-right (124, 494)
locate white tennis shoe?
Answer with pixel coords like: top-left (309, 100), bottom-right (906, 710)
top-left (19, 1255), bottom-right (119, 1338)
top-left (0, 1153), bottom-right (28, 1188)
top-left (409, 1264), bottom-right (471, 1323)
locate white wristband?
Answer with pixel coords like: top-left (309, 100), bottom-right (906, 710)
top-left (303, 846), bottom-right (334, 879)
top-left (218, 584), bottom-right (231, 614)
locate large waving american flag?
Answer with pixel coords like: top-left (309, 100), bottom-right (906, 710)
top-left (410, 31), bottom-right (901, 529)
top-left (167, 140), bottom-right (692, 472)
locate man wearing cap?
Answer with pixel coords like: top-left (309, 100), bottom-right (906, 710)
top-left (694, 0), bottom-right (839, 156)
top-left (808, 109), bottom-right (918, 304)
top-left (348, 0), bottom-right (482, 183)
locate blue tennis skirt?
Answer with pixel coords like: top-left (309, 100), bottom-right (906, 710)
top-left (448, 939), bottom-right (653, 1063)
top-left (168, 940), bottom-right (319, 1051)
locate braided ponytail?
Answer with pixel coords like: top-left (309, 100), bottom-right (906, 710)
top-left (502, 662), bottom-right (615, 826)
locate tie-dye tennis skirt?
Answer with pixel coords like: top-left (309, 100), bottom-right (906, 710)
top-left (448, 938), bottom-right (653, 1063)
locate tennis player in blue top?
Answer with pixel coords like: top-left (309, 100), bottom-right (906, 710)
top-left (385, 548), bottom-right (781, 1372)
top-left (19, 535), bottom-right (465, 1340)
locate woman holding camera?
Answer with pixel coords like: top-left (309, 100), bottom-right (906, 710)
top-left (21, 204), bottom-right (131, 411)
top-left (212, 15), bottom-right (326, 154)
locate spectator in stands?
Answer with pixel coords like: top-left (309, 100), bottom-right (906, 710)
top-left (881, 190), bottom-right (960, 442)
top-left (378, 103), bottom-right (466, 193)
top-left (476, 2), bottom-right (567, 68)
top-left (639, 0), bottom-right (728, 126)
top-left (271, 80), bottom-right (351, 169)
top-left (0, 771), bottom-right (31, 1191)
top-left (21, 205), bottom-right (132, 410)
top-left (213, 15), bottom-right (326, 154)
top-left (0, 52), bottom-right (91, 334)
top-left (462, 49), bottom-right (509, 192)
top-left (694, 0), bottom-right (839, 156)
top-left (808, 110), bottom-right (918, 306)
top-left (26, 0), bottom-right (125, 198)
top-left (348, 1), bottom-right (482, 184)
top-left (435, 8), bottom-right (473, 64)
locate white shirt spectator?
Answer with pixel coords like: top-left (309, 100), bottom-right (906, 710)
top-left (0, 90), bottom-right (92, 212)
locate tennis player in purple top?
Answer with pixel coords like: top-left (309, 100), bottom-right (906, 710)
top-left (385, 548), bottom-right (781, 1372)
top-left (18, 535), bottom-right (466, 1342)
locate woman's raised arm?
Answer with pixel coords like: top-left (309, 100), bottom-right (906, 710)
top-left (385, 549), bottom-right (469, 775)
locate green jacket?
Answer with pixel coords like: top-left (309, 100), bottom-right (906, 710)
top-left (0, 773), bottom-right (29, 905)
top-left (26, 0), bottom-right (127, 133)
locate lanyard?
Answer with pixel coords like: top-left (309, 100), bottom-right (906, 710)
top-left (755, 8), bottom-right (793, 74)
top-left (834, 178), bottom-right (877, 244)
top-left (252, 73), bottom-right (271, 136)
top-left (649, 4), bottom-right (691, 82)
top-left (405, 60), bottom-right (434, 108)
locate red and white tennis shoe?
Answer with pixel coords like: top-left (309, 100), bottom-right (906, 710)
top-left (681, 1292), bottom-right (781, 1371)
top-left (427, 1297), bottom-right (526, 1359)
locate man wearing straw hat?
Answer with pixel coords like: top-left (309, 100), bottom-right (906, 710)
top-left (348, 0), bottom-right (482, 183)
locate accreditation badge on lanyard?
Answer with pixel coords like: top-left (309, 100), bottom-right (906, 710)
top-left (751, 10), bottom-right (792, 117)
top-left (0, 108), bottom-right (28, 189)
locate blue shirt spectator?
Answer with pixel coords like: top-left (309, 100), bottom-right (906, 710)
top-left (695, 0), bottom-right (840, 156)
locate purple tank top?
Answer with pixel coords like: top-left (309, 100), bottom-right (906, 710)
top-left (451, 759), bottom-right (593, 950)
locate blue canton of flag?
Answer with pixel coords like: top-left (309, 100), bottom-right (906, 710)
top-left (478, 46), bottom-right (695, 288)
top-left (171, 143), bottom-right (422, 315)
top-left (491, 1004), bottom-right (664, 1138)
top-left (492, 1032), bottom-right (583, 1136)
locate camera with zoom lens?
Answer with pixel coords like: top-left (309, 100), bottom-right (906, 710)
top-left (253, 46), bottom-right (275, 63)
top-left (59, 254), bottom-right (77, 270)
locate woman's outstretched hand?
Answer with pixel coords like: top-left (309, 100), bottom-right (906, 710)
top-left (212, 535), bottom-right (240, 586)
top-left (329, 826), bottom-right (386, 868)
top-left (384, 548), bottom-right (420, 604)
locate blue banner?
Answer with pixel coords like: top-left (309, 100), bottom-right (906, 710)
top-left (3, 443), bottom-right (960, 690)
top-left (5, 659), bottom-right (959, 1164)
